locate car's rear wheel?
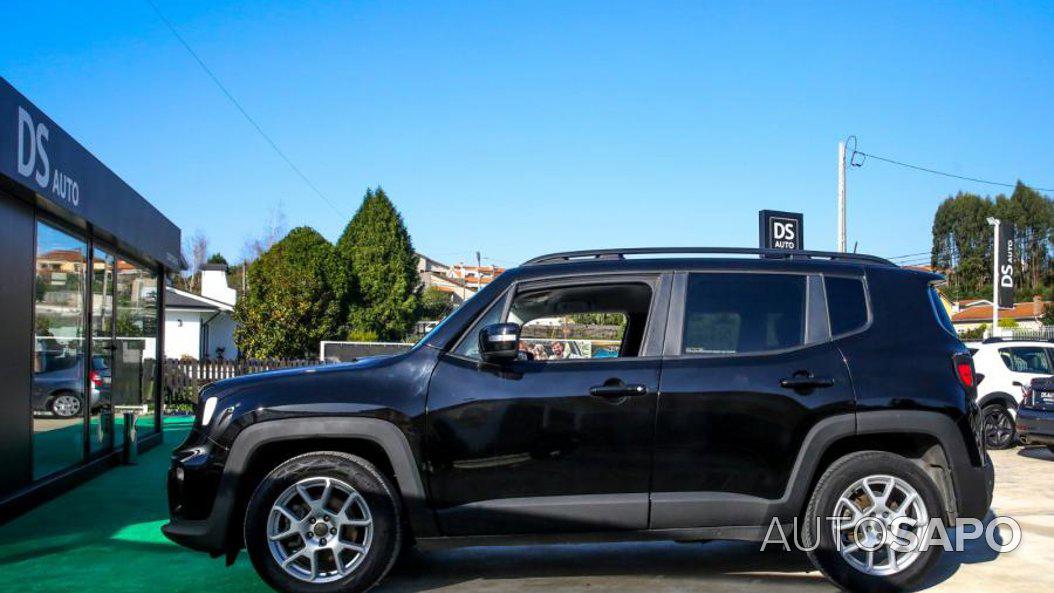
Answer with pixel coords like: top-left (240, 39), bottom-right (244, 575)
top-left (982, 404), bottom-right (1016, 450)
top-left (244, 452), bottom-right (402, 593)
top-left (1047, 445), bottom-right (1054, 457)
top-left (50, 392), bottom-right (82, 418)
top-left (803, 451), bottom-right (944, 593)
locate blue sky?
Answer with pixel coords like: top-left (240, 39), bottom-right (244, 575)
top-left (3, 1), bottom-right (1052, 268)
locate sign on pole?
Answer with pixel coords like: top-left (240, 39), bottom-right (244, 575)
top-left (997, 223), bottom-right (1015, 309)
top-left (759, 210), bottom-right (803, 251)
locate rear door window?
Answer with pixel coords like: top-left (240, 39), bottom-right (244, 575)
top-left (999, 347), bottom-right (1054, 374)
top-left (825, 276), bottom-right (868, 335)
top-left (682, 273), bottom-right (806, 355)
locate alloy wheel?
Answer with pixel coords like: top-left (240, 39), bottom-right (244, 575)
top-left (983, 407), bottom-right (1014, 449)
top-left (266, 476), bottom-right (374, 583)
top-left (52, 394), bottom-right (81, 418)
top-left (830, 474), bottom-right (929, 576)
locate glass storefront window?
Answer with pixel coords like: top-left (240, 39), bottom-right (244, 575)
top-left (114, 257), bottom-right (160, 434)
top-left (32, 222), bottom-right (87, 479)
top-left (90, 248), bottom-right (116, 455)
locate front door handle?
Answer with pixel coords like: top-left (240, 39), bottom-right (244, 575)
top-left (590, 383), bottom-right (648, 398)
top-left (779, 375), bottom-right (835, 390)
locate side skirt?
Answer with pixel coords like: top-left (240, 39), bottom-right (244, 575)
top-left (414, 525), bottom-right (786, 550)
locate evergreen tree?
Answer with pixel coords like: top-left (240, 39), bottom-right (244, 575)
top-left (235, 227), bottom-right (354, 358)
top-left (337, 187), bottom-right (421, 341)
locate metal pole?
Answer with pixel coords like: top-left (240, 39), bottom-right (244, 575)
top-left (838, 141), bottom-right (847, 252)
top-left (988, 217), bottom-right (1000, 338)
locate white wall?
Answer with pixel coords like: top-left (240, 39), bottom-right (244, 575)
top-left (205, 313), bottom-right (239, 360)
top-left (165, 311), bottom-right (203, 359)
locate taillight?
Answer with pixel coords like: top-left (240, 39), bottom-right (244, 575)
top-left (89, 370), bottom-right (102, 388)
top-left (1022, 385), bottom-right (1035, 408)
top-left (954, 354), bottom-right (975, 389)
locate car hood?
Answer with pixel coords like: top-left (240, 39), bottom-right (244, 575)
top-left (201, 354), bottom-right (401, 403)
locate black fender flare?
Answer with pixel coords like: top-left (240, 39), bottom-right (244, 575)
top-left (978, 391), bottom-right (1018, 411)
top-left (169, 416), bottom-right (435, 554)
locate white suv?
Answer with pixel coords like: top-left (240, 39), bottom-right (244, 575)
top-left (965, 339), bottom-right (1054, 449)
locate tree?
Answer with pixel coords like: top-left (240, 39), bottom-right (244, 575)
top-left (234, 227), bottom-right (354, 358)
top-left (176, 230), bottom-right (210, 292)
top-left (207, 252), bottom-right (228, 265)
top-left (337, 187), bottom-right (421, 340)
top-left (419, 286), bottom-right (455, 320)
top-left (931, 192), bottom-right (993, 299)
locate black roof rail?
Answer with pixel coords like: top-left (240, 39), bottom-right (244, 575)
top-left (523, 247), bottom-right (895, 267)
top-left (981, 337), bottom-right (1054, 344)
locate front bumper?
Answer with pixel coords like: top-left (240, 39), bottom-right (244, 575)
top-left (1017, 407), bottom-right (1054, 446)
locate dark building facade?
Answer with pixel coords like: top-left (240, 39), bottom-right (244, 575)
top-left (0, 77), bottom-right (182, 519)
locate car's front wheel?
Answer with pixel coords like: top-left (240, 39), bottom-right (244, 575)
top-left (803, 451), bottom-right (944, 593)
top-left (244, 452), bottom-right (402, 593)
top-left (982, 404), bottom-right (1016, 450)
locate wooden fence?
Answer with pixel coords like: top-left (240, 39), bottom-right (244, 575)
top-left (163, 358), bottom-right (320, 410)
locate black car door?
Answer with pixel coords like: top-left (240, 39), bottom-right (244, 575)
top-left (651, 271), bottom-right (856, 528)
top-left (425, 273), bottom-right (670, 535)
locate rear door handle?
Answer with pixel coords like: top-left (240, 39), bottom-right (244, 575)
top-left (779, 376), bottom-right (835, 390)
top-left (590, 384), bottom-right (648, 398)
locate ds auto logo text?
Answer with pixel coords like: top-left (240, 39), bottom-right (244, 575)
top-left (17, 106), bottom-right (79, 206)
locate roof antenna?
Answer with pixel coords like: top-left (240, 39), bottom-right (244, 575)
top-left (853, 241), bottom-right (859, 253)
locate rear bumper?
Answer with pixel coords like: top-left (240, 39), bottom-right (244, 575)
top-left (1017, 407), bottom-right (1054, 446)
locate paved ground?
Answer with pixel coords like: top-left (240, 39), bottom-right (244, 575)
top-left (0, 427), bottom-right (1051, 593)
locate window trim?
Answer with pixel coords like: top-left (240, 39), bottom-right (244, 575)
top-left (445, 273), bottom-right (669, 364)
top-left (822, 273), bottom-right (874, 340)
top-left (664, 270), bottom-right (828, 360)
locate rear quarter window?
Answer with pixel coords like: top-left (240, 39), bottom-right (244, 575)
top-left (825, 276), bottom-right (868, 335)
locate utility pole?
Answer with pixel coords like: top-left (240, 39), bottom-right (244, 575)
top-left (838, 140), bottom-right (847, 252)
top-left (475, 251), bottom-right (481, 293)
top-left (987, 217), bottom-right (1000, 338)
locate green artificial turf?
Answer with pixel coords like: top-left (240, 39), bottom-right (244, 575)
top-left (0, 417), bottom-right (265, 593)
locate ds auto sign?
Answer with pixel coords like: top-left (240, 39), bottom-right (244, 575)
top-left (998, 222), bottom-right (1015, 309)
top-left (759, 210), bottom-right (803, 251)
top-left (17, 106), bottom-right (80, 206)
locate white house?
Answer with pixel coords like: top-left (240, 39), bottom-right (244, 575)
top-left (165, 263), bottom-right (239, 360)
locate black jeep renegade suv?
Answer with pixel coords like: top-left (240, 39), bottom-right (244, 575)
top-left (164, 247), bottom-right (994, 593)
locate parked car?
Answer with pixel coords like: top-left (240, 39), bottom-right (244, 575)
top-left (963, 338), bottom-right (1054, 449)
top-left (1019, 376), bottom-right (1054, 456)
top-left (164, 247), bottom-right (993, 593)
top-left (32, 352), bottom-right (110, 418)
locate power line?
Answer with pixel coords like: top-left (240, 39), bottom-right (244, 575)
top-left (851, 149), bottom-right (1054, 193)
top-left (886, 250), bottom-right (932, 261)
top-left (145, 0), bottom-right (347, 217)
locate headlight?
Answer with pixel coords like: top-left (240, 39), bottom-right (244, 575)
top-left (200, 396), bottom-right (218, 426)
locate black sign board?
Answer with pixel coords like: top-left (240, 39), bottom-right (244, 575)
top-left (998, 222), bottom-right (1015, 309)
top-left (0, 77), bottom-right (182, 269)
top-left (759, 210), bottom-right (803, 251)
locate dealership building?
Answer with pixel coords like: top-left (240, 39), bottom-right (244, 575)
top-left (0, 77), bottom-right (182, 518)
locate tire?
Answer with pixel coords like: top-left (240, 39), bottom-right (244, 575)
top-left (50, 391), bottom-right (83, 418)
top-left (244, 452), bottom-right (402, 593)
top-left (981, 404), bottom-right (1016, 450)
top-left (803, 451), bottom-right (945, 593)
top-left (1047, 445), bottom-right (1054, 457)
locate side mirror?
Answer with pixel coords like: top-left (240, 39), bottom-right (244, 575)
top-left (479, 323), bottom-right (521, 364)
